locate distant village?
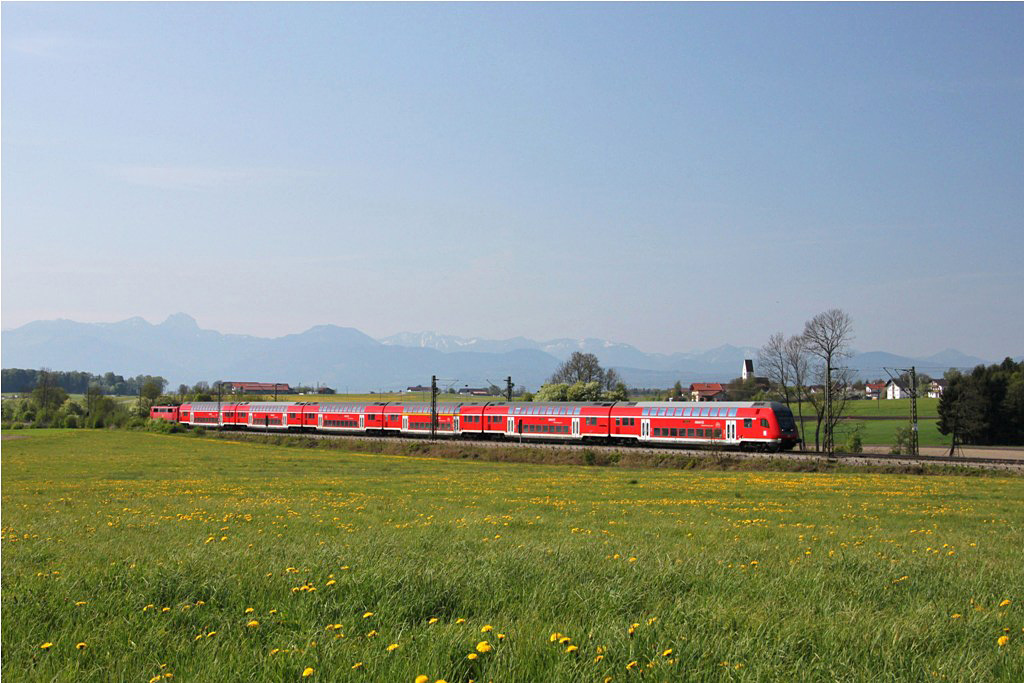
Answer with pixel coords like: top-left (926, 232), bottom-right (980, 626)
top-left (216, 359), bottom-right (947, 402)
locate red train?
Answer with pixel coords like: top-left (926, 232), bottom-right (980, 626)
top-left (151, 400), bottom-right (800, 451)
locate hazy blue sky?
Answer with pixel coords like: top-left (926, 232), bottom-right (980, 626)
top-left (3, 3), bottom-right (1022, 359)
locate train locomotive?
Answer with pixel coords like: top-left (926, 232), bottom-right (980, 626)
top-left (151, 399), bottom-right (800, 451)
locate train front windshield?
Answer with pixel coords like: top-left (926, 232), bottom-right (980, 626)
top-left (776, 407), bottom-right (797, 432)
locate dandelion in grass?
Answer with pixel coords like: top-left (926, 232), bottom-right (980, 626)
top-left (427, 618), bottom-right (439, 625)
top-left (415, 677), bottom-right (429, 683)
top-left (476, 641), bottom-right (492, 653)
top-left (387, 643), bottom-right (399, 652)
top-left (951, 614), bottom-right (962, 619)
top-left (496, 633), bottom-right (506, 640)
top-left (558, 636), bottom-right (571, 645)
top-left (998, 635), bottom-right (1009, 647)
top-left (351, 662), bottom-right (364, 669)
top-left (75, 601), bottom-right (87, 606)
top-left (626, 660), bottom-right (638, 670)
top-left (366, 630), bottom-right (377, 637)
top-left (565, 645), bottom-right (578, 654)
top-left (467, 653), bottom-right (478, 660)
top-left (662, 649), bottom-right (673, 657)
top-left (481, 624), bottom-right (492, 632)
top-left (594, 655), bottom-right (604, 663)
top-left (302, 667), bottom-right (315, 677)
top-left (245, 607), bottom-right (254, 613)
top-left (455, 618), bottom-right (466, 624)
top-left (247, 620), bottom-right (260, 628)
top-left (326, 580), bottom-right (336, 586)
top-left (363, 611), bottom-right (374, 619)
top-left (76, 642), bottom-right (87, 650)
top-left (999, 599), bottom-right (1011, 607)
top-left (40, 642), bottom-right (53, 650)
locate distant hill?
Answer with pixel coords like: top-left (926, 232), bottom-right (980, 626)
top-left (1, 314), bottom-right (1006, 392)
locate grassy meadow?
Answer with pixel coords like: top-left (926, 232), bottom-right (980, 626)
top-left (2, 430), bottom-right (1022, 682)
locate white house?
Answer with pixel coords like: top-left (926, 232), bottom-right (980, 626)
top-left (927, 379), bottom-right (948, 399)
top-left (885, 379), bottom-right (909, 400)
top-left (742, 359), bottom-right (754, 381)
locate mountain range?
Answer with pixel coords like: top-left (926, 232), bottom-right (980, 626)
top-left (1, 313), bottom-right (1005, 392)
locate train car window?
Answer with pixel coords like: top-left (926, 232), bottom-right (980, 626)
top-left (715, 429), bottom-right (722, 438)
top-left (729, 408), bottom-right (738, 417)
top-left (744, 419), bottom-right (752, 428)
top-left (615, 418), bottom-right (620, 426)
top-left (761, 418), bottom-right (770, 428)
top-left (683, 408), bottom-right (690, 416)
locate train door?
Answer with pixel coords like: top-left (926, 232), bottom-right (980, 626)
top-left (640, 419), bottom-right (650, 440)
top-left (453, 416), bottom-right (460, 434)
top-left (507, 416), bottom-right (515, 436)
top-left (218, 409), bottom-right (223, 428)
top-left (248, 411), bottom-right (253, 428)
top-left (572, 418), bottom-right (580, 437)
top-left (726, 420), bottom-right (737, 443)
top-left (359, 414), bottom-right (365, 430)
top-left (402, 415), bottom-right (409, 431)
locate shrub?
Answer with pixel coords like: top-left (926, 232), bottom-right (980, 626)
top-left (63, 415), bottom-right (79, 429)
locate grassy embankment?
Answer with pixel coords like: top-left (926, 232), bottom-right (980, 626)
top-left (2, 430), bottom-right (1021, 681)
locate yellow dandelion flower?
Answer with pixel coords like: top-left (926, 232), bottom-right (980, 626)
top-left (149, 677), bottom-right (162, 683)
top-left (207, 631), bottom-right (216, 637)
top-left (628, 557), bottom-right (637, 563)
top-left (476, 641), bottom-right (493, 653)
top-left (363, 611), bottom-right (374, 619)
top-left (245, 607), bottom-right (255, 613)
top-left (427, 617), bottom-right (439, 625)
top-left (481, 624), bottom-right (493, 632)
top-left (566, 645), bottom-right (579, 654)
top-left (999, 599), bottom-right (1011, 607)
top-left (662, 648), bottom-right (673, 657)
top-left (596, 645), bottom-right (606, 654)
top-left (246, 620), bottom-right (260, 628)
top-left (366, 630), bottom-right (377, 637)
top-left (455, 618), bottom-right (466, 624)
top-left (467, 653), bottom-right (478, 660)
top-left (302, 667), bottom-right (315, 677)
top-left (951, 614), bottom-right (962, 619)
top-left (194, 634), bottom-right (204, 641)
top-left (594, 655), bottom-right (604, 663)
top-left (559, 636), bottom-right (571, 645)
top-left (352, 662), bottom-right (363, 669)
top-left (75, 601), bottom-right (87, 606)
top-left (386, 643), bottom-right (399, 652)
top-left (549, 632), bottom-right (562, 642)
top-left (415, 677), bottom-right (429, 683)
top-left (161, 607), bottom-right (171, 613)
top-left (143, 604), bottom-right (154, 612)
top-left (164, 675), bottom-right (173, 680)
top-left (76, 642), bottom-right (87, 650)
top-left (269, 609), bottom-right (278, 615)
top-left (40, 642), bottom-right (53, 650)
top-left (497, 633), bottom-right (506, 640)
top-left (326, 580), bottom-right (336, 587)
top-left (997, 635), bottom-right (1009, 647)
top-left (626, 660), bottom-right (638, 670)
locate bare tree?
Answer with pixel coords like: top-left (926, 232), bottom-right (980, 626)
top-left (784, 335), bottom-right (811, 451)
top-left (758, 333), bottom-right (792, 405)
top-left (801, 309), bottom-right (854, 454)
top-left (805, 366), bottom-right (854, 453)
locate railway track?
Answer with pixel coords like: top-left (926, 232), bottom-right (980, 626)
top-left (226, 429), bottom-right (1024, 472)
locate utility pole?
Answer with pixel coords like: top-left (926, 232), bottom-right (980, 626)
top-left (824, 359), bottom-right (833, 455)
top-left (909, 366), bottom-right (919, 457)
top-left (505, 376), bottom-right (514, 402)
top-left (430, 375), bottom-right (438, 439)
top-left (217, 381), bottom-right (222, 425)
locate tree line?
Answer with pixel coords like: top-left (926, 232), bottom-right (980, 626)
top-left (938, 358), bottom-right (1024, 446)
top-left (2, 368), bottom-right (167, 396)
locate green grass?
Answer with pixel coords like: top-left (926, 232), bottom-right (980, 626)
top-left (3, 430), bottom-right (1022, 682)
top-left (799, 416), bottom-right (953, 448)
top-left (796, 397), bottom-right (941, 418)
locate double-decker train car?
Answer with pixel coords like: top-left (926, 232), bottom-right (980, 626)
top-left (150, 400), bottom-right (799, 451)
